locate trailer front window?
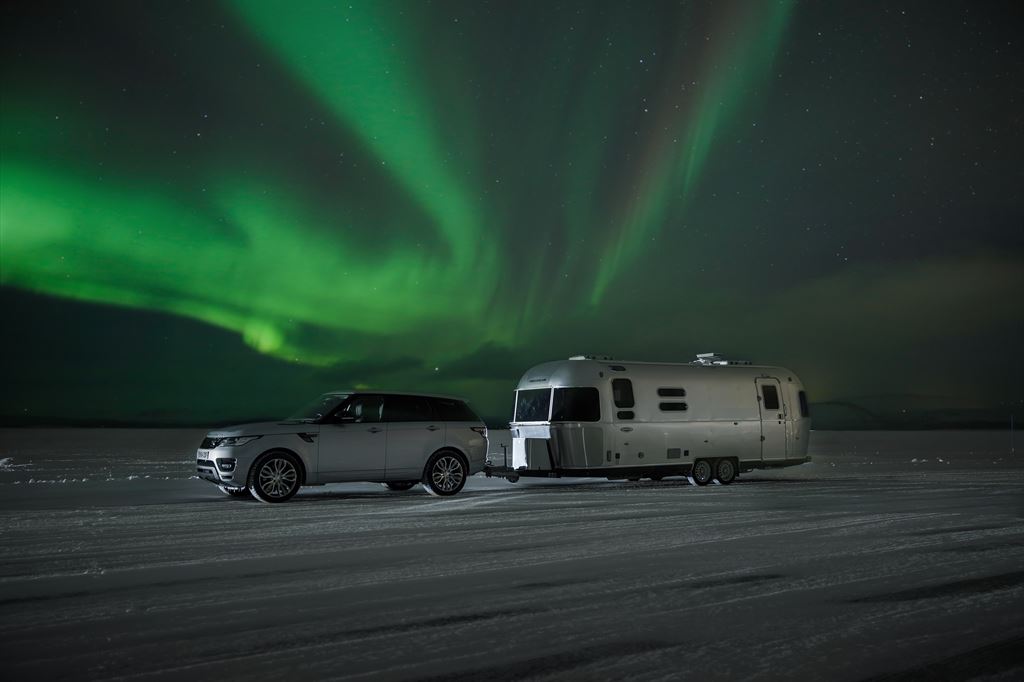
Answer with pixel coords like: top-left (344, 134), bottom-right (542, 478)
top-left (515, 389), bottom-right (551, 422)
top-left (551, 388), bottom-right (601, 422)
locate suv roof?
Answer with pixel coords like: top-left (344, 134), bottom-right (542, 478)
top-left (326, 390), bottom-right (467, 402)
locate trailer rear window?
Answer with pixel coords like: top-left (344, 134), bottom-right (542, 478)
top-left (515, 389), bottom-right (551, 422)
top-left (551, 387), bottom-right (601, 422)
top-left (798, 390), bottom-right (810, 417)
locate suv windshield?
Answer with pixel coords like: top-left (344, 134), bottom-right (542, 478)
top-left (288, 393), bottom-right (349, 422)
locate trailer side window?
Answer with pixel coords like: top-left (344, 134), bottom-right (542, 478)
top-left (798, 390), bottom-right (810, 417)
top-left (659, 402), bottom-right (688, 411)
top-left (551, 388), bottom-right (601, 422)
top-left (762, 385), bottom-right (780, 410)
top-left (612, 379), bottom-right (634, 408)
top-left (657, 387), bottom-right (686, 397)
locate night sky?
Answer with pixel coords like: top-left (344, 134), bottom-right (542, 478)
top-left (1, 1), bottom-right (1022, 426)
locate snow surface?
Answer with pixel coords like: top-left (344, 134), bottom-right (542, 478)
top-left (0, 428), bottom-right (1022, 680)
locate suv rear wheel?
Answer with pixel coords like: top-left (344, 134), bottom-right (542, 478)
top-left (423, 450), bottom-right (468, 497)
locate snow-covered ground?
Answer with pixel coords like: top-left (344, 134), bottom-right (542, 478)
top-left (0, 428), bottom-right (1022, 680)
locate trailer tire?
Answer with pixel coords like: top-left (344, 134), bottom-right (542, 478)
top-left (691, 459), bottom-right (713, 486)
top-left (715, 458), bottom-right (737, 485)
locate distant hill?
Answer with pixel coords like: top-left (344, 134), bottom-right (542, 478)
top-left (809, 395), bottom-right (1020, 430)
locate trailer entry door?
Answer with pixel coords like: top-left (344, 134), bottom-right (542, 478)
top-left (755, 378), bottom-right (787, 461)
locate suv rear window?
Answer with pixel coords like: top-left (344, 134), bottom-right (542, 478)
top-left (551, 387), bottom-right (600, 422)
top-left (430, 397), bottom-right (479, 421)
top-left (515, 389), bottom-right (551, 422)
top-left (383, 395), bottom-right (434, 422)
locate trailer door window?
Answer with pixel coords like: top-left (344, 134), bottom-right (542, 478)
top-left (612, 379), bottom-right (634, 408)
top-left (515, 389), bottom-right (551, 422)
top-left (551, 388), bottom-right (600, 422)
top-left (761, 385), bottom-right (780, 411)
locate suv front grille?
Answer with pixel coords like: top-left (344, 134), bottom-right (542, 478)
top-left (197, 459), bottom-right (215, 468)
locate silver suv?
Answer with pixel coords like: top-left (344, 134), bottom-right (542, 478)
top-left (195, 392), bottom-right (488, 502)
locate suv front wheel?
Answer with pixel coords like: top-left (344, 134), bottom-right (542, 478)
top-left (423, 450), bottom-right (468, 497)
top-left (249, 451), bottom-right (302, 503)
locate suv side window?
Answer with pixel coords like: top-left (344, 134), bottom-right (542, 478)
top-left (334, 395), bottom-right (383, 423)
top-left (383, 395), bottom-right (434, 422)
top-left (429, 398), bottom-right (478, 421)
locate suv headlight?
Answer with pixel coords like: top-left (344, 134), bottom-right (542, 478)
top-left (217, 435), bottom-right (262, 448)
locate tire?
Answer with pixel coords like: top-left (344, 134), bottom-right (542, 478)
top-left (383, 481), bottom-right (417, 492)
top-left (715, 458), bottom-right (737, 485)
top-left (691, 459), bottom-right (713, 486)
top-left (218, 485), bottom-right (251, 498)
top-left (423, 450), bottom-right (468, 497)
top-left (248, 451), bottom-right (302, 503)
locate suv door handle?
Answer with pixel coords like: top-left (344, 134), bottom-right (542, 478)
top-left (426, 425), bottom-right (440, 431)
top-left (367, 427), bottom-right (383, 433)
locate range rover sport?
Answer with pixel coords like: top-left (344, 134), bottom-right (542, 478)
top-left (195, 392), bottom-right (488, 502)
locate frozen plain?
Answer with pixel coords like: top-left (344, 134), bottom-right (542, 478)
top-left (1, 428), bottom-right (1022, 681)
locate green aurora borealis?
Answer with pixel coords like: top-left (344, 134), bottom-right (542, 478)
top-left (1, 1), bottom-right (1022, 425)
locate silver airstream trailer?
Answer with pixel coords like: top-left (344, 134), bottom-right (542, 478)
top-left (499, 354), bottom-right (811, 485)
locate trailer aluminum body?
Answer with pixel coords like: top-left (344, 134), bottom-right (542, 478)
top-left (491, 355), bottom-right (811, 483)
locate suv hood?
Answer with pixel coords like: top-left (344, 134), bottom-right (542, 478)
top-left (206, 421), bottom-right (319, 438)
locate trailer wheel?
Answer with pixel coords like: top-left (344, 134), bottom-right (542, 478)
top-left (715, 458), bottom-right (737, 485)
top-left (691, 459), bottom-right (713, 486)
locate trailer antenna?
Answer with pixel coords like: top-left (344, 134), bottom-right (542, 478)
top-left (693, 352), bottom-right (751, 366)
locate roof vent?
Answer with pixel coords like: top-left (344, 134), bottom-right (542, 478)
top-left (569, 354), bottom-right (614, 361)
top-left (692, 352), bottom-right (751, 366)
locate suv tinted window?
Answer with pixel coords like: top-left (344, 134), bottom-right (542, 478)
top-left (551, 388), bottom-right (600, 422)
top-left (383, 395), bottom-right (434, 422)
top-left (334, 395), bottom-right (383, 423)
top-left (515, 389), bottom-right (550, 422)
top-left (430, 397), bottom-right (478, 421)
